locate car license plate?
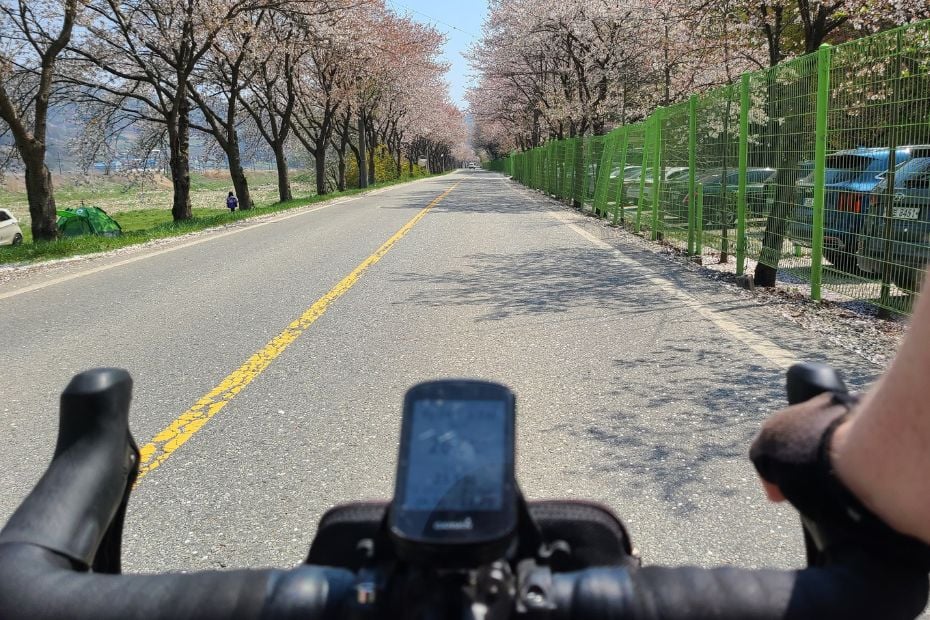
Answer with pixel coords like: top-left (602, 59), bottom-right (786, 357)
top-left (893, 206), bottom-right (920, 219)
top-left (803, 197), bottom-right (813, 208)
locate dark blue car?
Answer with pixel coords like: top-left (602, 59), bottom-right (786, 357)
top-left (788, 147), bottom-right (914, 272)
top-left (857, 147), bottom-right (930, 292)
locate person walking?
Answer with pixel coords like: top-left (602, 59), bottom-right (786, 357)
top-left (226, 191), bottom-right (238, 213)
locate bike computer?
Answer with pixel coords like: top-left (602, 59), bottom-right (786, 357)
top-left (389, 380), bottom-right (517, 566)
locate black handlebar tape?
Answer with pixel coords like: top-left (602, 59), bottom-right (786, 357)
top-left (548, 560), bottom-right (928, 620)
top-left (0, 368), bottom-right (137, 569)
top-left (0, 543), bottom-right (354, 619)
top-left (786, 362), bottom-right (848, 405)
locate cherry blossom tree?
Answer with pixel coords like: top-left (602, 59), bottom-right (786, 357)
top-left (0, 0), bottom-right (80, 240)
top-left (327, 5), bottom-right (448, 187)
top-left (186, 9), bottom-right (271, 210)
top-left (468, 0), bottom-right (671, 146)
top-left (69, 0), bottom-right (290, 221)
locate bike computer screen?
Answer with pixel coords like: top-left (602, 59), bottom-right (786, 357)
top-left (389, 380), bottom-right (516, 561)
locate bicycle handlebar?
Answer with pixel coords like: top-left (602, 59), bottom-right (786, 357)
top-left (0, 368), bottom-right (927, 619)
top-left (0, 369), bottom-right (354, 619)
top-left (547, 562), bottom-right (927, 619)
top-left (2, 541), bottom-right (926, 619)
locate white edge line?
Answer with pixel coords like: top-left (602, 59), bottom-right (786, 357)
top-left (545, 206), bottom-right (797, 370)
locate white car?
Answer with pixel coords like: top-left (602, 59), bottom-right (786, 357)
top-left (0, 208), bottom-right (24, 246)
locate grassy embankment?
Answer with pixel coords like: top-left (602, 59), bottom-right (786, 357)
top-left (0, 169), bottom-right (433, 265)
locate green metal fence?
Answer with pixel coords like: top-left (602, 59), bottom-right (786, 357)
top-left (485, 20), bottom-right (930, 314)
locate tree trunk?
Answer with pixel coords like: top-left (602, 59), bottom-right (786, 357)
top-left (357, 111), bottom-right (368, 189)
top-left (367, 145), bottom-right (376, 185)
top-left (273, 141), bottom-right (292, 202)
top-left (366, 121), bottom-right (376, 185)
top-left (227, 136), bottom-right (252, 210)
top-left (336, 148), bottom-right (346, 191)
top-left (169, 99), bottom-right (193, 222)
top-left (23, 152), bottom-right (58, 241)
top-left (753, 71), bottom-right (812, 287)
top-left (314, 146), bottom-right (327, 196)
top-left (335, 112), bottom-right (350, 191)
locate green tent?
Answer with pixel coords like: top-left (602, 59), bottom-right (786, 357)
top-left (57, 206), bottom-right (122, 238)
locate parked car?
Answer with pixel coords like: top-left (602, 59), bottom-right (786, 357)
top-left (610, 165), bottom-right (642, 180)
top-left (624, 166), bottom-right (689, 204)
top-left (787, 147), bottom-right (914, 273)
top-left (857, 147), bottom-right (930, 292)
top-left (676, 168), bottom-right (777, 226)
top-left (585, 159), bottom-right (632, 200)
top-left (0, 208), bottom-right (23, 246)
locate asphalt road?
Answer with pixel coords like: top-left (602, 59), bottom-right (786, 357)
top-left (0, 170), bottom-right (881, 574)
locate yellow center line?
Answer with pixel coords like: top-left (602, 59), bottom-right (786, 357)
top-left (135, 181), bottom-right (460, 481)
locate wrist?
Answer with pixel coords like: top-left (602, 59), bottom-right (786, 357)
top-left (830, 416), bottom-right (930, 545)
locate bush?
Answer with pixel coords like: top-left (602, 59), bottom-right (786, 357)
top-left (345, 145), bottom-right (427, 187)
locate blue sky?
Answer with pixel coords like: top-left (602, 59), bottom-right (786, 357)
top-left (386, 0), bottom-right (489, 109)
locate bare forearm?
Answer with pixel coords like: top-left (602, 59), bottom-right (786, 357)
top-left (832, 271), bottom-right (930, 544)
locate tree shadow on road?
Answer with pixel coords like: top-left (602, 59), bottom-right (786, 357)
top-left (394, 246), bottom-right (692, 321)
top-left (578, 338), bottom-right (783, 516)
top-left (394, 244), bottom-right (878, 516)
top-left (568, 335), bottom-right (875, 517)
top-left (381, 177), bottom-right (562, 216)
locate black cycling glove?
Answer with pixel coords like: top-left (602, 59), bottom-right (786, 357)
top-left (749, 391), bottom-right (930, 571)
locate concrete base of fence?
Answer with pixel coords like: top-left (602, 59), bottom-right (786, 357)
top-left (736, 274), bottom-right (755, 291)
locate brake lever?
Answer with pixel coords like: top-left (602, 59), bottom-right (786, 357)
top-left (786, 362), bottom-right (848, 405)
top-left (785, 362), bottom-right (849, 567)
top-left (93, 434), bottom-right (138, 574)
top-left (0, 369), bottom-right (139, 573)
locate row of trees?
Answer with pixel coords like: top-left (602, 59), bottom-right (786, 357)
top-left (0, 0), bottom-right (468, 241)
top-left (469, 0), bottom-right (930, 286)
top-left (468, 0), bottom-right (930, 158)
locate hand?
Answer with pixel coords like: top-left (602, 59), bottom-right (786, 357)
top-left (751, 391), bottom-right (930, 568)
top-left (749, 392), bottom-right (852, 520)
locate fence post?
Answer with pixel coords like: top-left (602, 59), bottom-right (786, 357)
top-left (560, 140), bottom-right (570, 200)
top-left (612, 129), bottom-right (630, 225)
top-left (696, 182), bottom-right (704, 255)
top-left (572, 137), bottom-right (585, 208)
top-left (525, 150), bottom-right (530, 186)
top-left (636, 124), bottom-right (650, 233)
top-left (688, 95), bottom-right (697, 255)
top-left (736, 72), bottom-right (750, 276)
top-left (594, 132), bottom-right (617, 217)
top-left (547, 142), bottom-right (556, 196)
top-left (584, 137), bottom-right (595, 212)
top-left (535, 147), bottom-right (542, 189)
top-left (584, 137), bottom-right (594, 210)
top-left (810, 44), bottom-right (832, 301)
top-left (650, 110), bottom-right (663, 241)
top-left (535, 147), bottom-right (541, 189)
top-left (878, 29), bottom-right (905, 311)
top-left (530, 148), bottom-right (536, 189)
top-left (562, 138), bottom-right (575, 201)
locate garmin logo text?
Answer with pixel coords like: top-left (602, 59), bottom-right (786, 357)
top-left (432, 517), bottom-right (474, 531)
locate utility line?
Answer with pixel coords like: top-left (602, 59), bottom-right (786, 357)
top-left (386, 0), bottom-right (480, 38)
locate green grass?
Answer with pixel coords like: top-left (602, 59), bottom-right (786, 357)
top-left (0, 173), bottom-right (437, 265)
top-left (0, 170), bottom-right (289, 211)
